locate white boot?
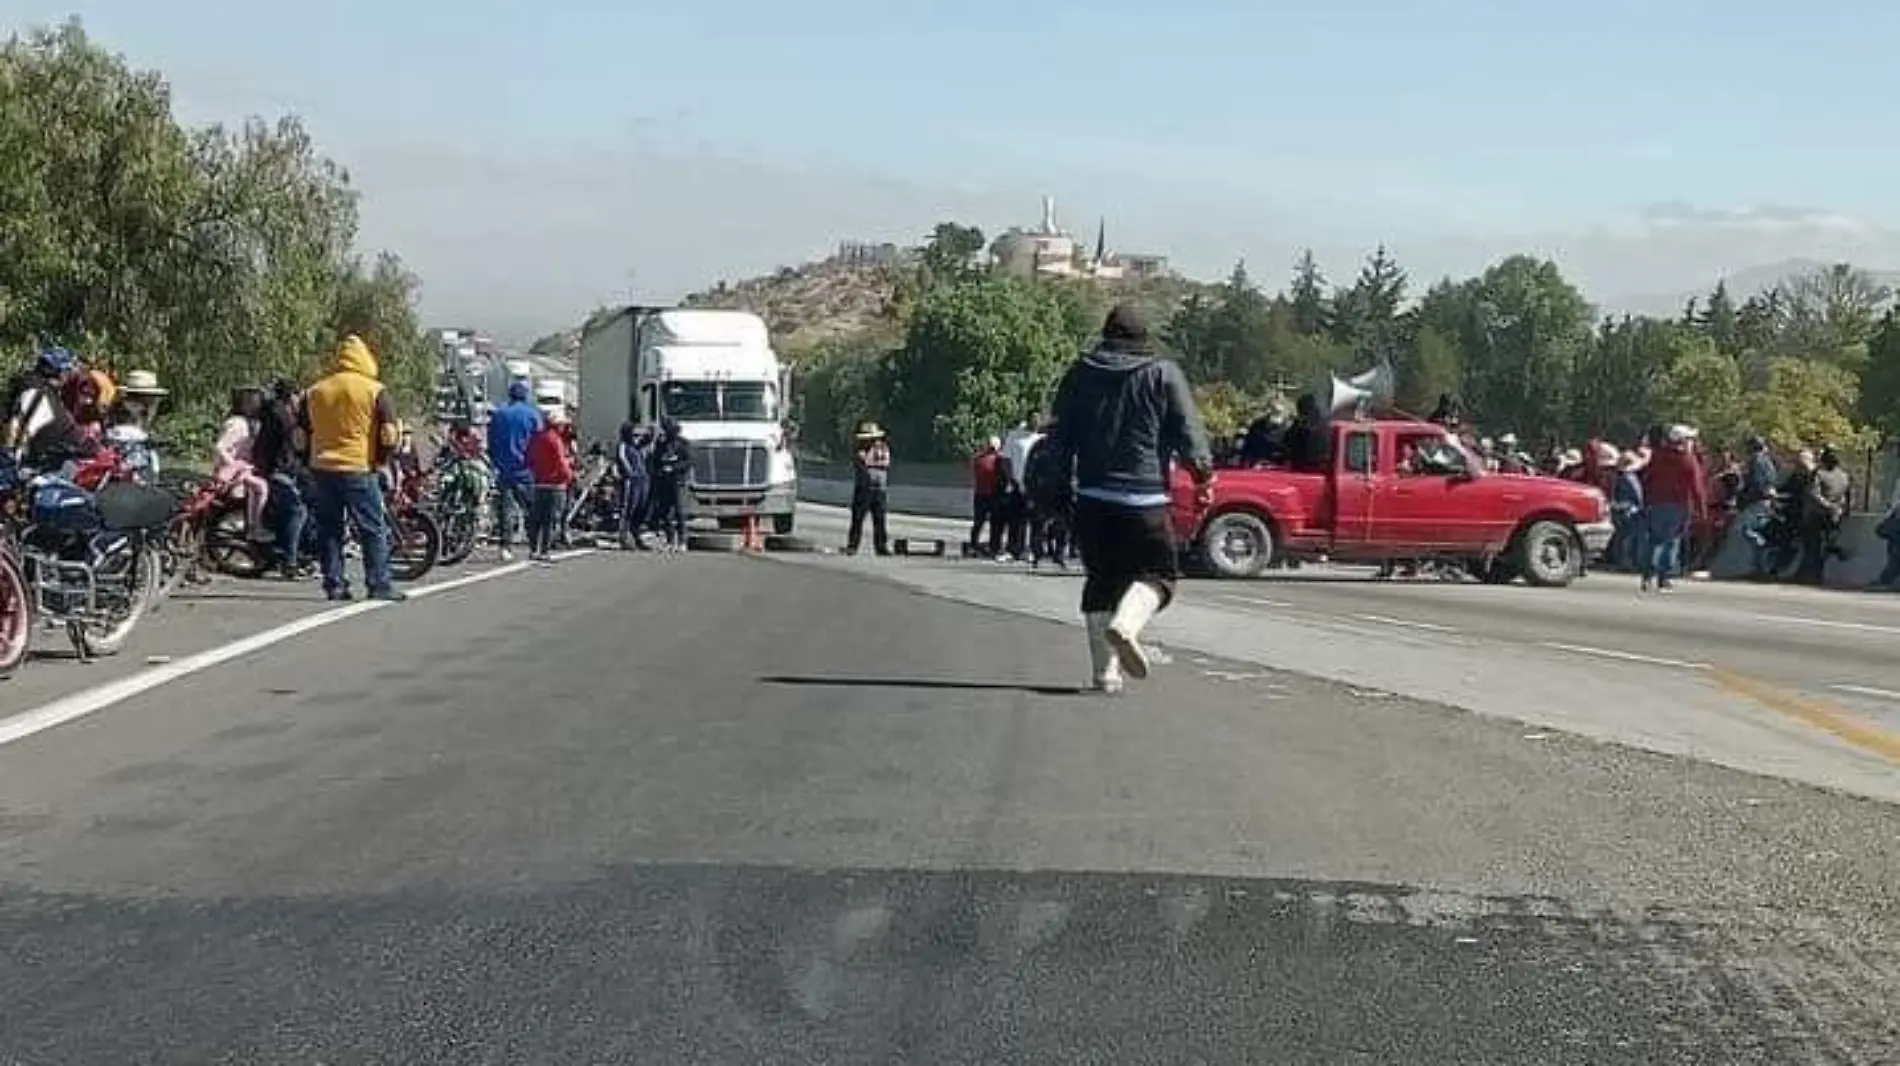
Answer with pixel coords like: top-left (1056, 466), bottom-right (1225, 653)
top-left (1105, 582), bottom-right (1162, 680)
top-left (1085, 613), bottom-right (1123, 694)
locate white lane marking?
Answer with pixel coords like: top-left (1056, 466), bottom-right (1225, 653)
top-left (1538, 641), bottom-right (1710, 671)
top-left (1830, 684), bottom-right (1900, 703)
top-left (1352, 613), bottom-right (1456, 633)
top-left (0, 553), bottom-right (590, 749)
top-left (1215, 594), bottom-right (1294, 609)
top-left (1752, 613), bottom-right (1900, 636)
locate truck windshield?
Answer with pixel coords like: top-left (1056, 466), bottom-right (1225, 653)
top-left (660, 381), bottom-right (778, 422)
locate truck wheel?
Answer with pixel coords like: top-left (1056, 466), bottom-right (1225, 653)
top-left (1516, 521), bottom-right (1578, 588)
top-left (773, 514), bottom-right (794, 535)
top-left (1200, 511), bottom-right (1275, 579)
top-left (765, 534), bottom-right (815, 553)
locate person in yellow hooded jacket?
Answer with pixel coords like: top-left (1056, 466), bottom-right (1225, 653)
top-left (297, 335), bottom-right (407, 602)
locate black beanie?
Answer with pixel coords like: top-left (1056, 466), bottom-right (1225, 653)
top-left (1102, 303), bottom-right (1148, 343)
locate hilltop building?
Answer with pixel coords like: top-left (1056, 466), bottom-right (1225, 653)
top-left (989, 196), bottom-right (1170, 281)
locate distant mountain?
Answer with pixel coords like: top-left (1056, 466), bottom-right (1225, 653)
top-left (1601, 259), bottom-right (1900, 318)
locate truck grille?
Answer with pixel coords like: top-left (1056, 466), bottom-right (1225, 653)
top-left (690, 441), bottom-right (770, 490)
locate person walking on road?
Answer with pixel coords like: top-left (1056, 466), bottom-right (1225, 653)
top-left (1637, 425), bottom-right (1707, 593)
top-left (845, 422), bottom-right (892, 556)
top-left (486, 380), bottom-right (542, 563)
top-left (999, 412), bottom-right (1043, 562)
top-left (1047, 303), bottom-right (1214, 694)
top-left (525, 410), bottom-right (575, 562)
top-left (1875, 461), bottom-right (1900, 588)
top-left (298, 335), bottom-right (406, 603)
top-left (615, 421), bottom-right (652, 550)
top-left (1796, 446), bottom-right (1852, 586)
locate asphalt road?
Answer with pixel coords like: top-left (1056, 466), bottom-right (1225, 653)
top-left (0, 535), bottom-right (1896, 1062)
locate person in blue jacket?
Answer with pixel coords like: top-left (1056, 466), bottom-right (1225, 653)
top-left (615, 421), bottom-right (651, 549)
top-left (486, 380), bottom-right (542, 561)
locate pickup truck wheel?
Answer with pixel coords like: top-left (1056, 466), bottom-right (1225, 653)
top-left (1516, 521), bottom-right (1579, 588)
top-left (1200, 511), bottom-right (1275, 579)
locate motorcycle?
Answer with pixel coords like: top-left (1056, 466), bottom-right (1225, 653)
top-left (0, 535), bottom-right (26, 678)
top-left (11, 470), bottom-right (173, 661)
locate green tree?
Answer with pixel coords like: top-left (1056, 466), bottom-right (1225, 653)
top-left (1776, 263), bottom-right (1890, 369)
top-left (1332, 245), bottom-right (1406, 359)
top-left (1651, 333), bottom-right (1743, 446)
top-left (1695, 279), bottom-right (1740, 356)
top-left (881, 277), bottom-right (1074, 460)
top-left (1287, 249), bottom-right (1331, 337)
top-left (920, 221), bottom-right (986, 280)
top-left (1572, 316), bottom-right (1676, 442)
top-left (1856, 310), bottom-right (1900, 446)
top-left (1743, 357), bottom-right (1862, 453)
top-left (0, 19), bottom-right (433, 432)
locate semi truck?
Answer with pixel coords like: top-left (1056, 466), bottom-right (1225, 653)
top-left (576, 307), bottom-right (798, 534)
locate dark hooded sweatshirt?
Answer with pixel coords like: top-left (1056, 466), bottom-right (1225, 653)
top-left (1048, 324), bottom-right (1213, 507)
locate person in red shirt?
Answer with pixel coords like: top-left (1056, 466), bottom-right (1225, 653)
top-left (1638, 425), bottom-right (1708, 591)
top-left (524, 411), bottom-right (575, 562)
top-left (969, 436), bottom-right (1002, 556)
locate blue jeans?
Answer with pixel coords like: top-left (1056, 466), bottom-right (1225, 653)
top-left (528, 485), bottom-right (565, 555)
top-left (311, 470), bottom-right (393, 595)
top-left (1611, 508), bottom-right (1645, 570)
top-left (1642, 503), bottom-right (1688, 584)
top-left (494, 479), bottom-right (533, 549)
top-left (619, 479), bottom-right (649, 536)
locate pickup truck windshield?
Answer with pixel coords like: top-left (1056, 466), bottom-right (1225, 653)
top-left (660, 381), bottom-right (779, 422)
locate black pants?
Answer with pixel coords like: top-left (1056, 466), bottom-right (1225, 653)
top-left (1002, 488), bottom-right (1030, 557)
top-left (649, 479), bottom-right (686, 544)
top-left (528, 485), bottom-right (566, 555)
top-left (1072, 498), bottom-right (1178, 614)
top-left (1032, 504), bottom-right (1071, 563)
top-left (848, 485), bottom-right (889, 554)
top-left (970, 492), bottom-right (998, 553)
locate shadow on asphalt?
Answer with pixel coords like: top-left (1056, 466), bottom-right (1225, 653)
top-left (0, 863), bottom-right (1878, 1063)
top-left (760, 675), bottom-right (1087, 697)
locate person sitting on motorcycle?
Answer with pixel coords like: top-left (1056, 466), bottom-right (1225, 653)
top-left (213, 386), bottom-right (274, 543)
top-left (62, 368), bottom-right (117, 442)
top-left (7, 349), bottom-right (102, 477)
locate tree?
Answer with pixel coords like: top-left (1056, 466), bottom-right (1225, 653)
top-left (1287, 249), bottom-right (1331, 337)
top-left (920, 221), bottom-right (986, 279)
top-left (1856, 310), bottom-right (1900, 446)
top-left (1572, 316), bottom-right (1677, 442)
top-left (1164, 260), bottom-right (1274, 390)
top-left (1775, 263), bottom-right (1890, 368)
top-left (1743, 357), bottom-right (1862, 454)
top-left (0, 19), bottom-right (434, 430)
top-left (1695, 279), bottom-right (1740, 356)
top-left (1651, 334), bottom-right (1743, 446)
top-left (1333, 245), bottom-right (1406, 359)
top-left (881, 277), bottom-right (1074, 460)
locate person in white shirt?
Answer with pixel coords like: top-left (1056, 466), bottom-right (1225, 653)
top-left (998, 412), bottom-right (1043, 561)
top-left (103, 369), bottom-right (167, 480)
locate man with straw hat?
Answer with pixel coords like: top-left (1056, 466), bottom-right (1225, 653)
top-left (845, 421), bottom-right (892, 556)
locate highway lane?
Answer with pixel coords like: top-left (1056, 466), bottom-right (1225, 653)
top-left (0, 550), bottom-right (1894, 1062)
top-left (787, 504), bottom-right (1900, 800)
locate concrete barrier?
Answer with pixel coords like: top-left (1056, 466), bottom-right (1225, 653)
top-left (1698, 507), bottom-right (1894, 589)
top-left (799, 476), bottom-right (971, 521)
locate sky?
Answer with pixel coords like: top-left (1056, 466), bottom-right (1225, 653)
top-left (12, 0), bottom-right (1900, 339)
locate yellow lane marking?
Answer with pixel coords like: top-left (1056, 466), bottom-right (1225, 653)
top-left (1707, 668), bottom-right (1900, 766)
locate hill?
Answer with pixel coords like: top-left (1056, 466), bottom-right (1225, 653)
top-left (530, 252), bottom-right (1221, 357)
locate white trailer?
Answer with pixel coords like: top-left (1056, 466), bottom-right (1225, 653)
top-left (577, 307), bottom-right (797, 534)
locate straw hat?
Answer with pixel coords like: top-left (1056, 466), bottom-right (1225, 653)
top-left (854, 421), bottom-right (886, 440)
top-left (120, 370), bottom-right (167, 396)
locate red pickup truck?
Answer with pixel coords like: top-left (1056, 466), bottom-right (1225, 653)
top-left (1171, 418), bottom-right (1613, 587)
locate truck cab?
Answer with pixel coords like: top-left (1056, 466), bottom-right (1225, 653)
top-left (1174, 418), bottom-right (1613, 586)
top-left (577, 308), bottom-right (798, 534)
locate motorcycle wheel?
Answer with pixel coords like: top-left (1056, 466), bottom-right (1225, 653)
top-left (0, 549), bottom-right (30, 679)
top-left (153, 512), bottom-right (204, 605)
top-left (434, 491), bottom-right (479, 567)
top-left (388, 509), bottom-right (441, 583)
top-left (69, 545), bottom-right (160, 659)
top-left (205, 502), bottom-right (270, 579)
